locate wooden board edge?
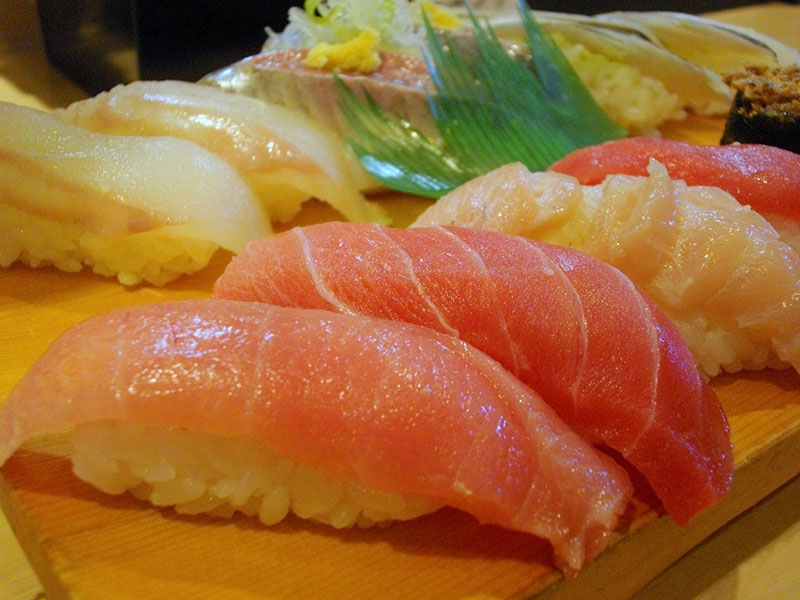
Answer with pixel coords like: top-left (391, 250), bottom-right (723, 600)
top-left (532, 421), bottom-right (800, 600)
top-left (0, 470), bottom-right (69, 600)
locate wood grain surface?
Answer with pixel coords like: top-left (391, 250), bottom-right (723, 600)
top-left (1, 4), bottom-right (799, 600)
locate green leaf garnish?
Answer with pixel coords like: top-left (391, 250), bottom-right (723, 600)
top-left (337, 0), bottom-right (627, 198)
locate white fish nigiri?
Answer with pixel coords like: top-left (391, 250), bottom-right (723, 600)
top-left (0, 299), bottom-right (634, 575)
top-left (0, 101), bottom-right (270, 285)
top-left (57, 80), bottom-right (387, 225)
top-left (413, 160), bottom-right (800, 376)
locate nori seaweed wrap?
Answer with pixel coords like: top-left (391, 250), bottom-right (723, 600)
top-left (721, 65), bottom-right (800, 153)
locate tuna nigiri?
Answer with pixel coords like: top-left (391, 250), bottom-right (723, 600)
top-left (0, 299), bottom-right (633, 575)
top-left (58, 80), bottom-right (387, 225)
top-left (549, 137), bottom-right (800, 224)
top-left (413, 161), bottom-right (800, 376)
top-left (0, 102), bottom-right (270, 286)
top-left (213, 222), bottom-right (733, 525)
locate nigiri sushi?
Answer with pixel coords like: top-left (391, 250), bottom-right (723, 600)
top-left (721, 65), bottom-right (800, 155)
top-left (213, 222), bottom-right (733, 525)
top-left (413, 161), bottom-right (800, 377)
top-left (201, 50), bottom-right (435, 152)
top-left (0, 102), bottom-right (270, 286)
top-left (0, 299), bottom-right (634, 575)
top-left (486, 10), bottom-right (800, 128)
top-left (549, 137), bottom-right (800, 224)
top-left (57, 80), bottom-right (387, 225)
top-left (228, 2), bottom-right (800, 138)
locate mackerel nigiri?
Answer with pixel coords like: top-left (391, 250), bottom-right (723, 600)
top-left (0, 299), bottom-right (633, 575)
top-left (213, 223), bottom-right (733, 525)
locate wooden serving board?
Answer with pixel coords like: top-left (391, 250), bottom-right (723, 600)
top-left (1, 108), bottom-right (799, 600)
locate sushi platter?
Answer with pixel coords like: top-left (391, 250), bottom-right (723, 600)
top-left (1, 3), bottom-right (800, 600)
top-left (1, 132), bottom-right (799, 600)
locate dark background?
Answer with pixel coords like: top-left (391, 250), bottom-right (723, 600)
top-left (532, 1), bottom-right (795, 11)
top-left (38, 0), bottom-right (298, 94)
top-left (37, 0), bottom-right (799, 95)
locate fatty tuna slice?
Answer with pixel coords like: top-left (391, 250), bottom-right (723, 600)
top-left (213, 223), bottom-right (733, 525)
top-left (549, 137), bottom-right (800, 223)
top-left (0, 299), bottom-right (632, 575)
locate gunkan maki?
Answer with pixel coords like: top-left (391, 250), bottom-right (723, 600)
top-left (721, 64), bottom-right (800, 153)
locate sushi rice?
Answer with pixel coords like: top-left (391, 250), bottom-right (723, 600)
top-left (0, 203), bottom-right (219, 286)
top-left (72, 421), bottom-right (441, 528)
top-left (554, 34), bottom-right (685, 135)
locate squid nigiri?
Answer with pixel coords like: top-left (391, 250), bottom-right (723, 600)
top-left (57, 80), bottom-right (387, 225)
top-left (0, 102), bottom-right (270, 286)
top-left (0, 299), bottom-right (634, 575)
top-left (213, 222), bottom-right (733, 525)
top-left (413, 161), bottom-right (800, 377)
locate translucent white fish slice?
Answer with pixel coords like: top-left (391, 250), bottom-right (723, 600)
top-left (413, 160), bottom-right (800, 376)
top-left (0, 102), bottom-right (271, 285)
top-left (58, 80), bottom-right (387, 225)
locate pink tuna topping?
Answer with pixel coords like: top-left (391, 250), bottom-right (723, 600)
top-left (0, 299), bottom-right (633, 575)
top-left (549, 137), bottom-right (800, 223)
top-left (214, 223), bottom-right (733, 525)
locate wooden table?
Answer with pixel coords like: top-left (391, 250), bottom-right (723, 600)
top-left (1, 3), bottom-right (799, 600)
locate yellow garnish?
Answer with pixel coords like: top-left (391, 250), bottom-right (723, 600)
top-left (305, 28), bottom-right (382, 73)
top-left (421, 1), bottom-right (460, 30)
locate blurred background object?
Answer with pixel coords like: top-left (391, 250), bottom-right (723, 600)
top-left (36, 0), bottom-right (297, 95)
top-left (33, 0), bottom-right (800, 95)
top-left (530, 1), bottom-right (798, 12)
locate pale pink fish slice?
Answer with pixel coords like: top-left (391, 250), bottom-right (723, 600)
top-left (0, 299), bottom-right (633, 575)
top-left (213, 222), bottom-right (733, 525)
top-left (414, 161), bottom-right (800, 376)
